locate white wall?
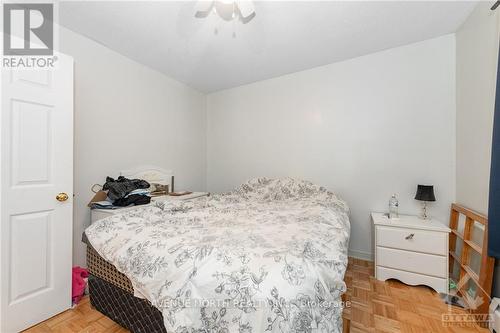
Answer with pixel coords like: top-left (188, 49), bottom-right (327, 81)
top-left (207, 35), bottom-right (456, 259)
top-left (60, 27), bottom-right (207, 267)
top-left (455, 2), bottom-right (500, 296)
top-left (456, 3), bottom-right (499, 216)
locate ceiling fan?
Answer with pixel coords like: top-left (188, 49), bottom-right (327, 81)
top-left (195, 0), bottom-right (256, 24)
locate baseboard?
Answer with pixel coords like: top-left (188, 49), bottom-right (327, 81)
top-left (348, 249), bottom-right (373, 261)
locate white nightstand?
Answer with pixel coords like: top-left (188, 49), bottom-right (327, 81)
top-left (90, 192), bottom-right (209, 224)
top-left (372, 212), bottom-right (451, 293)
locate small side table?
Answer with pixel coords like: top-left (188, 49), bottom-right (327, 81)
top-left (372, 212), bottom-right (451, 293)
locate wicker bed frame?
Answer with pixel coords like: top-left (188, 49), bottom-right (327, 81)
top-left (87, 244), bottom-right (167, 332)
top-left (89, 275), bottom-right (166, 333)
top-left (87, 245), bottom-right (134, 294)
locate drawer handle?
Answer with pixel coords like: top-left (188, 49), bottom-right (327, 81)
top-left (405, 233), bottom-right (415, 240)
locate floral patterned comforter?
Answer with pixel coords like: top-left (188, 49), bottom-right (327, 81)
top-left (85, 177), bottom-right (350, 333)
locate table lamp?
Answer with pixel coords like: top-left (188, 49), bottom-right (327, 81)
top-left (415, 185), bottom-right (436, 220)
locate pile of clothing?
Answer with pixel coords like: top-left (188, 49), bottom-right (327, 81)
top-left (90, 176), bottom-right (152, 209)
top-left (72, 266), bottom-right (89, 304)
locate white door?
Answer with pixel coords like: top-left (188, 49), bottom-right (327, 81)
top-left (0, 53), bottom-right (74, 332)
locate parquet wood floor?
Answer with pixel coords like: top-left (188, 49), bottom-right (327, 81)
top-left (25, 258), bottom-right (488, 333)
top-left (343, 258), bottom-right (488, 333)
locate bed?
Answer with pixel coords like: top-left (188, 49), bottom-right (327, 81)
top-left (84, 177), bottom-right (351, 333)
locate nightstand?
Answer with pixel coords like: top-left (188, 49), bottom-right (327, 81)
top-left (90, 192), bottom-right (209, 224)
top-left (372, 212), bottom-right (451, 293)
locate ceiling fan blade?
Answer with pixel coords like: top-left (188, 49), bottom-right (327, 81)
top-left (194, 0), bottom-right (214, 16)
top-left (240, 12), bottom-right (256, 24)
top-left (237, 0), bottom-right (255, 18)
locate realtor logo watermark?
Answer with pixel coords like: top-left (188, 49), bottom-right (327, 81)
top-left (2, 3), bottom-right (57, 68)
top-left (441, 273), bottom-right (493, 329)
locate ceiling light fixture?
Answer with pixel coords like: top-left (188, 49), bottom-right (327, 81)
top-left (195, 1), bottom-right (256, 24)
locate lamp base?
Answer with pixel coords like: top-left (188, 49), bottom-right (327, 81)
top-left (419, 201), bottom-right (430, 220)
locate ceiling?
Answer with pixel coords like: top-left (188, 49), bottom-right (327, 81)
top-left (58, 1), bottom-right (478, 93)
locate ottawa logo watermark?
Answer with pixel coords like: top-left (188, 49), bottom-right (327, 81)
top-left (2, 3), bottom-right (57, 69)
top-left (441, 274), bottom-right (493, 328)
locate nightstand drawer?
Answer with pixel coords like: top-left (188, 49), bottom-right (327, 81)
top-left (376, 247), bottom-right (447, 278)
top-left (376, 225), bottom-right (447, 255)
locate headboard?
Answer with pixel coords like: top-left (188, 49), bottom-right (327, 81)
top-left (120, 166), bottom-right (174, 189)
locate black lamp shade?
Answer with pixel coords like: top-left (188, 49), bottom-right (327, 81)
top-left (415, 185), bottom-right (436, 202)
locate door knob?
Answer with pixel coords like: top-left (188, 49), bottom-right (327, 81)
top-left (56, 192), bottom-right (69, 202)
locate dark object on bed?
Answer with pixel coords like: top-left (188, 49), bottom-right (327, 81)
top-left (89, 274), bottom-right (166, 333)
top-left (112, 194), bottom-right (151, 207)
top-left (103, 176), bottom-right (150, 201)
